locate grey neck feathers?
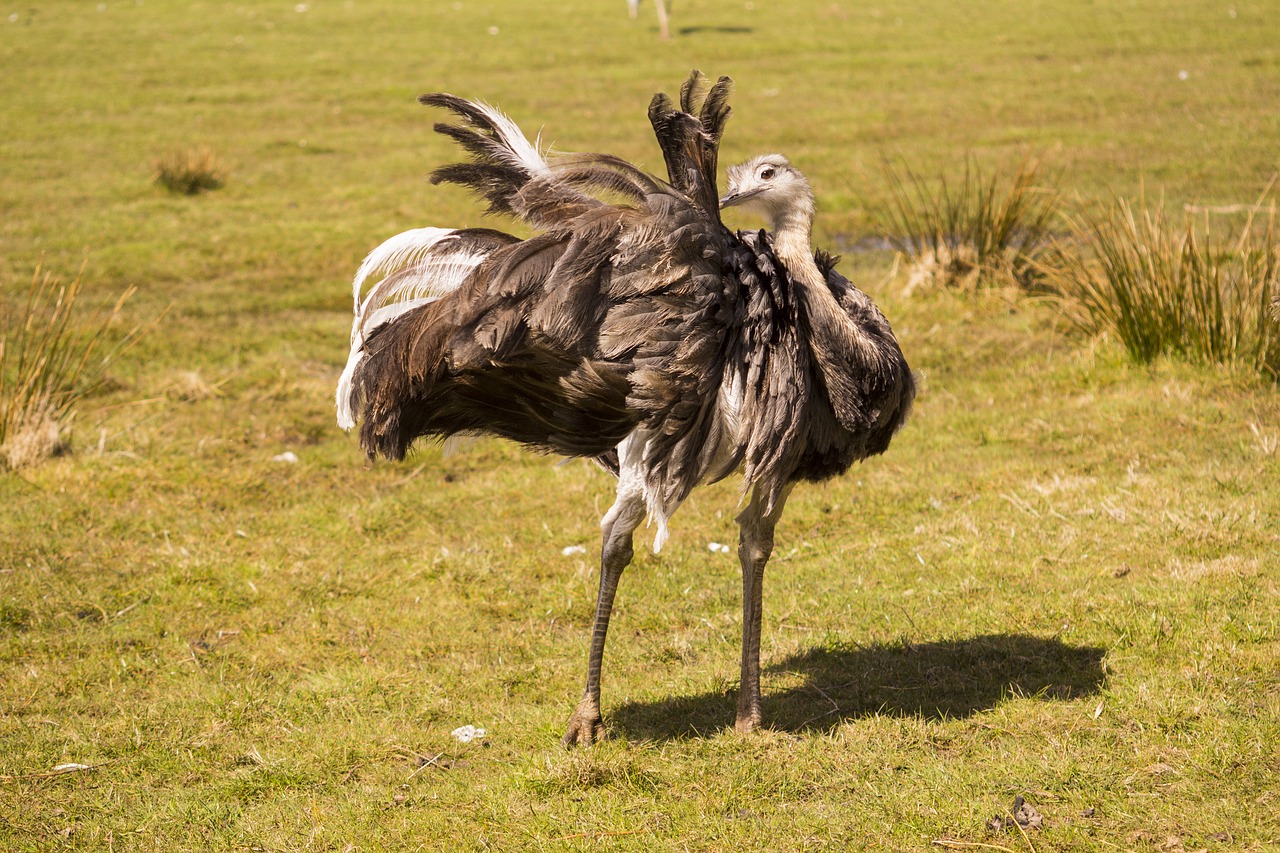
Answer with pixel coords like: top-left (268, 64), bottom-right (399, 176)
top-left (770, 204), bottom-right (825, 290)
top-left (767, 198), bottom-right (852, 325)
top-left (768, 195), bottom-right (885, 401)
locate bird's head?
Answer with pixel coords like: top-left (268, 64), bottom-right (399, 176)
top-left (719, 155), bottom-right (815, 227)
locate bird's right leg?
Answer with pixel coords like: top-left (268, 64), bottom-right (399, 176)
top-left (562, 474), bottom-right (645, 747)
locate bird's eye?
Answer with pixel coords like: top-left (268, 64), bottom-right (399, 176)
top-left (760, 167), bottom-right (776, 181)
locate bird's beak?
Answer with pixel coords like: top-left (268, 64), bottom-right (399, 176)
top-left (719, 187), bottom-right (762, 209)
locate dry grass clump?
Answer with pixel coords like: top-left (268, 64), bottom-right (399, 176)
top-left (882, 155), bottom-right (1060, 293)
top-left (2, 403), bottom-right (66, 470)
top-left (165, 370), bottom-right (224, 402)
top-left (1168, 555), bottom-right (1259, 582)
top-left (1044, 194), bottom-right (1280, 378)
top-left (153, 145), bottom-right (227, 195)
top-left (1, 262), bottom-right (151, 470)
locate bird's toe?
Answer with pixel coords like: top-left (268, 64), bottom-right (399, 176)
top-left (562, 711), bottom-right (606, 748)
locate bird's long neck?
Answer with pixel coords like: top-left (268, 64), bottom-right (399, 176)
top-left (770, 200), bottom-right (893, 431)
top-left (771, 207), bottom-right (826, 291)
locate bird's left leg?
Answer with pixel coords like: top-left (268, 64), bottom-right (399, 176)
top-left (735, 483), bottom-right (793, 733)
top-left (562, 473), bottom-right (645, 747)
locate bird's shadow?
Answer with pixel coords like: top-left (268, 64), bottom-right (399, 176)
top-left (676, 25), bottom-right (754, 35)
top-left (611, 633), bottom-right (1105, 741)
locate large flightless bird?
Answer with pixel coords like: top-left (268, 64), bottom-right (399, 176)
top-left (337, 72), bottom-right (914, 745)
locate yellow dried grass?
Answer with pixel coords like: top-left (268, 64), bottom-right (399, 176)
top-left (0, 262), bottom-right (156, 470)
top-left (153, 145), bottom-right (227, 195)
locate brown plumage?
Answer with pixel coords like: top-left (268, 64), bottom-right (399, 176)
top-left (336, 72), bottom-right (915, 745)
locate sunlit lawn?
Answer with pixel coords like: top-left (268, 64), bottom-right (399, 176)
top-left (1, 1), bottom-right (1277, 850)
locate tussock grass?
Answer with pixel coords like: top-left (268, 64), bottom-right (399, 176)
top-left (1046, 194), bottom-right (1280, 377)
top-left (882, 156), bottom-right (1059, 293)
top-left (0, 262), bottom-right (148, 469)
top-left (153, 146), bottom-right (227, 195)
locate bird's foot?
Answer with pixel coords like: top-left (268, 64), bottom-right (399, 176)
top-left (562, 703), bottom-right (606, 748)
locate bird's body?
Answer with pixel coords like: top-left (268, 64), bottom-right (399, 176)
top-left (337, 73), bottom-right (914, 744)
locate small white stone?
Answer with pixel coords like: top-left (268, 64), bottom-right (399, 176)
top-left (562, 545), bottom-right (587, 556)
top-left (272, 451), bottom-right (299, 463)
top-left (1178, 69), bottom-right (1189, 81)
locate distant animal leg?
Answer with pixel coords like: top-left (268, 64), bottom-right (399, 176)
top-left (562, 474), bottom-right (646, 747)
top-left (654, 0), bottom-right (670, 39)
top-left (735, 483), bottom-right (792, 733)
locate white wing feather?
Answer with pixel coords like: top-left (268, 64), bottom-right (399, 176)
top-left (472, 101), bottom-right (550, 177)
top-left (337, 227), bottom-right (502, 430)
top-left (350, 227), bottom-right (458, 311)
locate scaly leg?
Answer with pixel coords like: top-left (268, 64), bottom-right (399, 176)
top-left (562, 475), bottom-right (645, 747)
top-left (735, 483), bottom-right (792, 733)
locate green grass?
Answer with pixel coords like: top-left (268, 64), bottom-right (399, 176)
top-left (1, 1), bottom-right (1278, 850)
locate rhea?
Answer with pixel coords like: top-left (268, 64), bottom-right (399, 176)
top-left (336, 73), bottom-right (914, 745)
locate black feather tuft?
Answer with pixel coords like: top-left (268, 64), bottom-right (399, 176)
top-left (679, 70), bottom-right (708, 116)
top-left (419, 92), bottom-right (500, 131)
top-left (646, 70), bottom-right (733, 219)
top-left (814, 249), bottom-right (842, 273)
top-left (429, 163), bottom-right (523, 215)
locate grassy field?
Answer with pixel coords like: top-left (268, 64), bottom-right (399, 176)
top-left (2, 1), bottom-right (1278, 850)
